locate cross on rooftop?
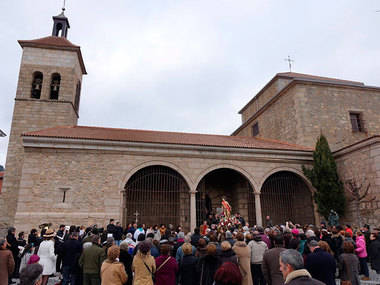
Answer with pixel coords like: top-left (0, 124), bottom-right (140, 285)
top-left (284, 55), bottom-right (295, 72)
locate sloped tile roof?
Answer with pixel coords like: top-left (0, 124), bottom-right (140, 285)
top-left (18, 36), bottom-right (79, 49)
top-left (277, 72), bottom-right (364, 86)
top-left (23, 126), bottom-right (312, 151)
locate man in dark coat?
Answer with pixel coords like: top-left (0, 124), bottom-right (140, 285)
top-left (62, 232), bottom-right (82, 285)
top-left (106, 219), bottom-right (116, 237)
top-left (305, 240), bottom-right (336, 285)
top-left (191, 228), bottom-right (201, 247)
top-left (197, 244), bottom-right (220, 285)
top-left (28, 229), bottom-right (41, 247)
top-left (17, 232), bottom-right (27, 247)
top-left (55, 224), bottom-right (66, 273)
top-left (179, 242), bottom-right (199, 285)
top-left (279, 249), bottom-right (324, 285)
top-left (79, 235), bottom-right (106, 285)
top-left (262, 233), bottom-right (286, 285)
top-left (235, 213), bottom-right (246, 227)
top-left (114, 222), bottom-right (123, 246)
top-left (369, 232), bottom-right (380, 274)
top-left (6, 227), bottom-right (19, 279)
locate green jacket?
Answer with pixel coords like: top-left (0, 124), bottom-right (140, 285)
top-left (79, 244), bottom-right (106, 274)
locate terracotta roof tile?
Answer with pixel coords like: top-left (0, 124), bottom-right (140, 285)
top-left (277, 72), bottom-right (364, 86)
top-left (23, 126), bottom-right (312, 151)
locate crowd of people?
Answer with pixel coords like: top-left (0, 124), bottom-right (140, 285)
top-left (0, 216), bottom-right (380, 285)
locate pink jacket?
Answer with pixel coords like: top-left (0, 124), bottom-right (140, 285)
top-left (355, 235), bottom-right (367, 258)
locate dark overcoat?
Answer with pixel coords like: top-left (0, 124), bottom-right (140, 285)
top-left (305, 248), bottom-right (336, 285)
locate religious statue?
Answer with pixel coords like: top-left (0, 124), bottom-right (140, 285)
top-left (328, 209), bottom-right (339, 227)
top-left (221, 198), bottom-right (232, 218)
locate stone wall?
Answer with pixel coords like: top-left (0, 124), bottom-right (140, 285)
top-left (13, 142), bottom-right (316, 233)
top-left (235, 86), bottom-right (299, 142)
top-left (335, 137), bottom-right (380, 227)
top-left (240, 78), bottom-right (291, 124)
top-left (0, 46), bottom-right (83, 230)
top-left (236, 83), bottom-right (380, 151)
top-left (296, 83), bottom-right (380, 151)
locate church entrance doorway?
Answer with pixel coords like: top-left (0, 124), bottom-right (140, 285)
top-left (196, 168), bottom-right (256, 227)
top-left (124, 165), bottom-right (190, 229)
top-left (260, 171), bottom-right (315, 225)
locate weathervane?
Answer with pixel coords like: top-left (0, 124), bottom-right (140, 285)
top-left (62, 0), bottom-right (66, 12)
top-left (284, 55), bottom-right (294, 72)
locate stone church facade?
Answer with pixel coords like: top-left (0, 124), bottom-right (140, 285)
top-left (1, 10), bottom-right (379, 233)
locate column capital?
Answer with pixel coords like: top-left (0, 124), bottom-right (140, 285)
top-left (189, 190), bottom-right (197, 195)
top-left (254, 191), bottom-right (261, 196)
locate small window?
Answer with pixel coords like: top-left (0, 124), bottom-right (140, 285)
top-left (74, 81), bottom-right (81, 112)
top-left (252, 122), bottom-right (259, 137)
top-left (31, 71), bottom-right (43, 99)
top-left (59, 187), bottom-right (71, 203)
top-left (349, 112), bottom-right (364, 132)
top-left (50, 73), bottom-right (61, 100)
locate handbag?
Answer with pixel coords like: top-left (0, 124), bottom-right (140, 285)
top-left (143, 260), bottom-right (155, 282)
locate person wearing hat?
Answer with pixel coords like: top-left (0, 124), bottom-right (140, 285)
top-left (38, 229), bottom-right (56, 285)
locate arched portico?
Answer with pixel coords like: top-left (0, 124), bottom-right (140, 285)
top-left (258, 168), bottom-right (316, 226)
top-left (122, 164), bottom-right (191, 229)
top-left (193, 166), bottom-right (257, 229)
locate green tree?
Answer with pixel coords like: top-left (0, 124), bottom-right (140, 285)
top-left (302, 134), bottom-right (346, 219)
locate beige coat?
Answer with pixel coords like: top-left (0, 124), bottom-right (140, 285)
top-left (132, 252), bottom-right (156, 285)
top-left (233, 241), bottom-right (253, 285)
top-left (0, 249), bottom-right (15, 285)
top-left (101, 261), bottom-right (128, 285)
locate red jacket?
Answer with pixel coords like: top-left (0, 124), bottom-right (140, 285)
top-left (155, 255), bottom-right (178, 285)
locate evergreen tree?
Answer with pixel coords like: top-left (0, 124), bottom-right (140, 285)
top-left (302, 134), bottom-right (346, 219)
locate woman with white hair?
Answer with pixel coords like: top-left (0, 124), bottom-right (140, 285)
top-left (19, 263), bottom-right (43, 285)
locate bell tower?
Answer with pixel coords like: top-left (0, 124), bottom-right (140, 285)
top-left (0, 8), bottom-right (87, 229)
top-left (52, 8), bottom-right (70, 38)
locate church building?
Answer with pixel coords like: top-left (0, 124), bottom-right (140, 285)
top-left (1, 10), bottom-right (379, 232)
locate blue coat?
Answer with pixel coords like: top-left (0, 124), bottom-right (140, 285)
top-left (305, 248), bottom-right (336, 285)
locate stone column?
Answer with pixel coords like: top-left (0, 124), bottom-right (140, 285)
top-left (120, 190), bottom-right (126, 227)
top-left (254, 192), bottom-right (262, 226)
top-left (190, 191), bottom-right (197, 231)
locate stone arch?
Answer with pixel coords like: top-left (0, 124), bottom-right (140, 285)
top-left (258, 166), bottom-right (315, 193)
top-left (259, 167), bottom-right (316, 225)
top-left (194, 163), bottom-right (258, 227)
top-left (122, 163), bottom-right (191, 229)
top-left (119, 160), bottom-right (194, 192)
top-left (194, 163), bottom-right (259, 192)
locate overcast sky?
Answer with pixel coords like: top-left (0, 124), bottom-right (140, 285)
top-left (1, 1), bottom-right (380, 166)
